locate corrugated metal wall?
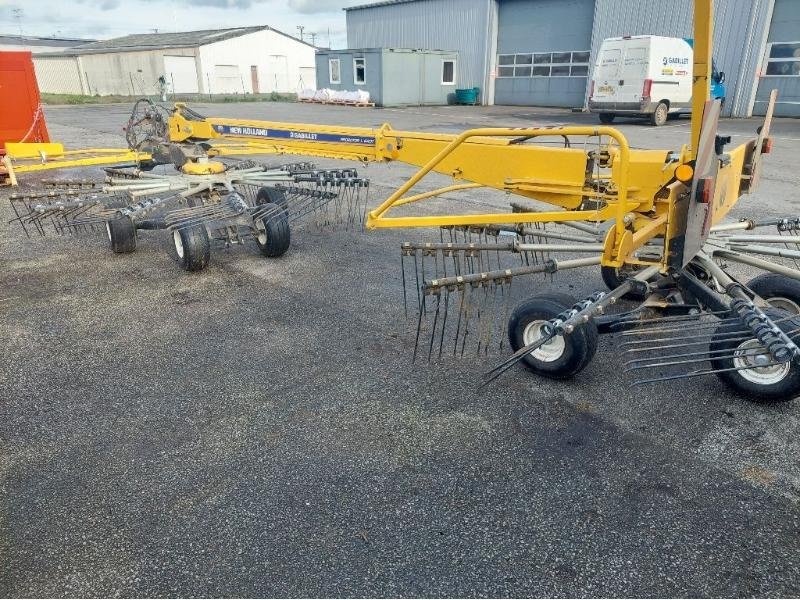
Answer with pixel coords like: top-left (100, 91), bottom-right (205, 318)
top-left (754, 0), bottom-right (799, 117)
top-left (591, 0), bottom-right (773, 116)
top-left (346, 0), bottom-right (493, 96)
top-left (33, 55), bottom-right (85, 94)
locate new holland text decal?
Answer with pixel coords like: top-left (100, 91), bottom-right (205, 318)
top-left (212, 124), bottom-right (376, 146)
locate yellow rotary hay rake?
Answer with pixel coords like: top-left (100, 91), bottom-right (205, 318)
top-left (6, 0), bottom-right (800, 401)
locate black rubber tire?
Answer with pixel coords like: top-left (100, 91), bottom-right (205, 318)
top-left (254, 202), bottom-right (291, 258)
top-left (598, 113), bottom-right (615, 124)
top-left (172, 225), bottom-right (210, 272)
top-left (507, 292), bottom-right (599, 379)
top-left (107, 216), bottom-right (136, 253)
top-left (256, 186), bottom-right (288, 211)
top-left (710, 308), bottom-right (800, 403)
top-left (746, 273), bottom-right (800, 315)
top-left (650, 101), bottom-right (669, 126)
top-left (600, 265), bottom-right (647, 301)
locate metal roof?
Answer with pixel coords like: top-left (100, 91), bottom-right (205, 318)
top-left (52, 25), bottom-right (314, 56)
top-left (71, 26), bottom-right (266, 53)
top-left (0, 34), bottom-right (95, 46)
top-left (344, 0), bottom-right (424, 11)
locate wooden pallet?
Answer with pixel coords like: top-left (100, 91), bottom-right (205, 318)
top-left (298, 98), bottom-right (375, 108)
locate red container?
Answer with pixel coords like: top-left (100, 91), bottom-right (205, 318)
top-left (0, 51), bottom-right (49, 151)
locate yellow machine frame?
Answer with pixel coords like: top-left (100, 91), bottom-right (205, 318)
top-left (3, 0), bottom-right (771, 273)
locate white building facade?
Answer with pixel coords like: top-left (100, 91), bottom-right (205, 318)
top-left (33, 26), bottom-right (316, 97)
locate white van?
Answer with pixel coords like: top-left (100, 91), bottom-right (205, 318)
top-left (588, 35), bottom-right (726, 126)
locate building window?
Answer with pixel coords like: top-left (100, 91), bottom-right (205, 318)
top-left (329, 58), bottom-right (341, 84)
top-left (442, 59), bottom-right (456, 85)
top-left (764, 42), bottom-right (800, 76)
top-left (353, 57), bottom-right (366, 84)
top-left (497, 51), bottom-right (590, 78)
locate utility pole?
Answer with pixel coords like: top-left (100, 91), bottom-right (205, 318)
top-left (296, 25), bottom-right (305, 42)
top-left (12, 8), bottom-right (23, 35)
top-left (309, 32), bottom-right (317, 47)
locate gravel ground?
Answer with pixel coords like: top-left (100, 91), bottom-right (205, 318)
top-left (2, 101), bottom-right (800, 597)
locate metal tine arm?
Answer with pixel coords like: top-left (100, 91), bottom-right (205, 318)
top-left (609, 309), bottom-right (732, 330)
top-left (632, 361), bottom-right (790, 386)
top-left (713, 234), bottom-right (800, 244)
top-left (619, 315), bottom-right (747, 336)
top-left (619, 316), bottom-right (798, 347)
top-left (625, 346), bottom-right (796, 372)
top-left (623, 325), bottom-right (800, 354)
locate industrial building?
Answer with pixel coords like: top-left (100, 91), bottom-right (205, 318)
top-left (33, 26), bottom-right (316, 97)
top-left (315, 47), bottom-right (459, 106)
top-left (345, 0), bottom-right (799, 117)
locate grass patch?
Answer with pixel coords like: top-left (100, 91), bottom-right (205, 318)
top-left (40, 92), bottom-right (297, 105)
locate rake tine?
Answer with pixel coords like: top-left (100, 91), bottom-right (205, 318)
top-left (453, 283), bottom-right (466, 357)
top-left (619, 315), bottom-right (746, 336)
top-left (624, 325), bottom-right (800, 354)
top-left (480, 332), bottom-right (556, 387)
top-left (631, 360), bottom-right (790, 386)
top-left (625, 347), bottom-right (781, 372)
top-left (412, 288), bottom-right (425, 363)
top-left (620, 317), bottom-right (798, 348)
top-left (460, 284), bottom-right (474, 359)
top-left (499, 277), bottom-right (513, 352)
top-left (428, 292), bottom-right (442, 363)
top-left (484, 282), bottom-right (499, 355)
top-left (413, 251), bottom-right (422, 313)
top-left (609, 309), bottom-right (732, 330)
top-left (624, 345), bottom-right (776, 365)
top-left (438, 287), bottom-right (450, 360)
top-left (401, 251), bottom-right (408, 320)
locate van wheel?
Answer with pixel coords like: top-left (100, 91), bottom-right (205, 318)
top-left (598, 113), bottom-right (615, 124)
top-left (651, 102), bottom-right (669, 126)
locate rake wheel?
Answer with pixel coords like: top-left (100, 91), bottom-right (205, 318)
top-left (173, 226), bottom-right (210, 272)
top-left (107, 216), bottom-right (137, 254)
top-left (601, 265), bottom-right (649, 301)
top-left (253, 202), bottom-right (290, 258)
top-left (256, 186), bottom-right (289, 211)
top-left (508, 293), bottom-right (598, 379)
top-left (709, 308), bottom-right (800, 402)
top-left (747, 274), bottom-right (800, 315)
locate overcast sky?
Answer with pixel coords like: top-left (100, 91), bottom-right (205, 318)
top-left (0, 0), bottom-right (366, 47)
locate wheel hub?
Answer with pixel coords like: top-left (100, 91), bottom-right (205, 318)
top-left (522, 319), bottom-right (566, 362)
top-left (255, 220), bottom-right (268, 245)
top-left (767, 296), bottom-right (800, 314)
top-left (732, 339), bottom-right (790, 385)
top-left (173, 230), bottom-right (184, 259)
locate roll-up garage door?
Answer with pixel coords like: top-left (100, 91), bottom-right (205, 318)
top-left (494, 0), bottom-right (594, 107)
top-left (163, 56), bottom-right (199, 93)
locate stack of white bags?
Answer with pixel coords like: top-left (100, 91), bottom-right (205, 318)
top-left (299, 88), bottom-right (371, 103)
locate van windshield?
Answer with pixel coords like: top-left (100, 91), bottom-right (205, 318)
top-left (597, 48), bottom-right (621, 78)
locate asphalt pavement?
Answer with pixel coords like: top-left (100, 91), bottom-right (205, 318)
top-left (1, 100), bottom-right (799, 597)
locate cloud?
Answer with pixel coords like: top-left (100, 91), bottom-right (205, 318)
top-left (287, 0), bottom-right (365, 13)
